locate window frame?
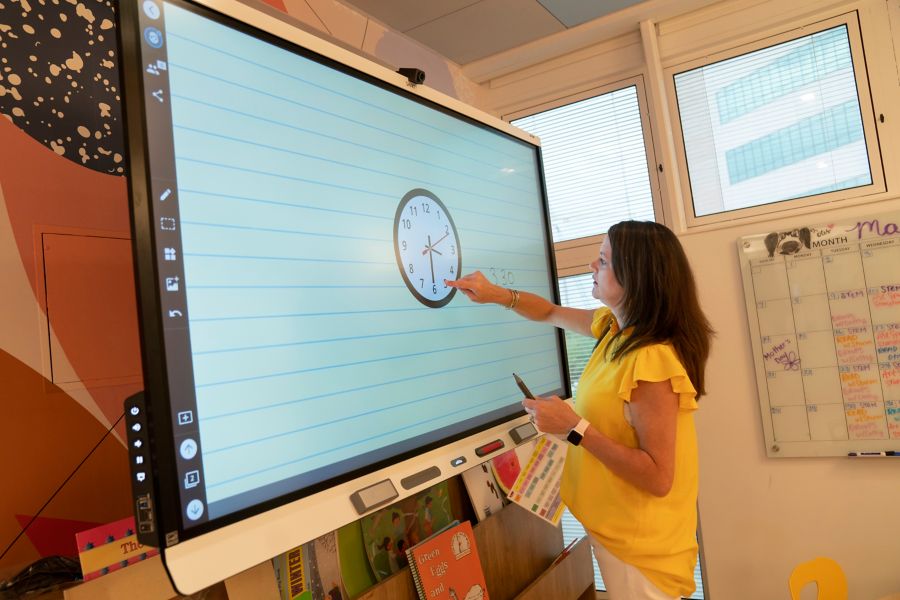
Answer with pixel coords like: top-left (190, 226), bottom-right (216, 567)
top-left (503, 76), bottom-right (663, 276)
top-left (664, 11), bottom-right (886, 229)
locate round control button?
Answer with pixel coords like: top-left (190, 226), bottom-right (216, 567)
top-left (186, 499), bottom-right (204, 521)
top-left (180, 438), bottom-right (198, 460)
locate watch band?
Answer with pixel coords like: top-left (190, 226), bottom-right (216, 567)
top-left (566, 418), bottom-right (590, 446)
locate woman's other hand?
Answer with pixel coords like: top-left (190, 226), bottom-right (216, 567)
top-left (445, 271), bottom-right (510, 305)
top-left (523, 395), bottom-right (580, 435)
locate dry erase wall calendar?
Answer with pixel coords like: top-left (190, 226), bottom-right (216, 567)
top-left (739, 212), bottom-right (900, 457)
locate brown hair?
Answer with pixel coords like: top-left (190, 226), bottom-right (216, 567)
top-left (604, 221), bottom-right (714, 397)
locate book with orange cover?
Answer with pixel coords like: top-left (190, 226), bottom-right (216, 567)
top-left (405, 520), bottom-right (488, 600)
top-left (74, 516), bottom-right (159, 581)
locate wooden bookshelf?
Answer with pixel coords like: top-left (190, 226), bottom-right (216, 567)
top-left (54, 500), bottom-right (593, 600)
top-left (356, 503), bottom-right (594, 600)
top-left (514, 536), bottom-right (594, 600)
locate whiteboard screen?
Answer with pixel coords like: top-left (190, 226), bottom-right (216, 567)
top-left (739, 213), bottom-right (900, 456)
top-left (123, 0), bottom-right (565, 537)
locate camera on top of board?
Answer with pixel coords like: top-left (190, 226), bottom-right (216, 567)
top-left (398, 67), bottom-right (426, 85)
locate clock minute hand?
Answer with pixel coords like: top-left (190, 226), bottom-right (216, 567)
top-left (427, 235), bottom-right (435, 284)
top-left (431, 231), bottom-right (450, 248)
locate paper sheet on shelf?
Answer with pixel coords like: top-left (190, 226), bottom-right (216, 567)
top-left (506, 434), bottom-right (568, 526)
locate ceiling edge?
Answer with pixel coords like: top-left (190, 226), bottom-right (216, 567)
top-left (462, 0), bottom-right (723, 83)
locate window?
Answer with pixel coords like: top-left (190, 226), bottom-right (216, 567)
top-left (510, 83), bottom-right (658, 249)
top-left (557, 274), bottom-right (607, 592)
top-left (669, 14), bottom-right (885, 225)
top-left (557, 275), bottom-right (600, 394)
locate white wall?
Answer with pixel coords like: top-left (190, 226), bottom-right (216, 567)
top-left (685, 198), bottom-right (900, 600)
top-left (471, 0), bottom-right (900, 597)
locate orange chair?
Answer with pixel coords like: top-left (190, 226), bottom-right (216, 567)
top-left (789, 557), bottom-right (848, 600)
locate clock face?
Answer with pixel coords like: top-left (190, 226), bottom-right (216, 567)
top-left (393, 189), bottom-right (462, 308)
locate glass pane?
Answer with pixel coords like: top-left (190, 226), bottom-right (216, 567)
top-left (558, 274), bottom-right (606, 590)
top-left (512, 86), bottom-right (655, 242)
top-left (558, 273), bottom-right (602, 394)
top-left (674, 24), bottom-right (872, 218)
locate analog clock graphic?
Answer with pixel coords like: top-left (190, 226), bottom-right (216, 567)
top-left (393, 189), bottom-right (462, 308)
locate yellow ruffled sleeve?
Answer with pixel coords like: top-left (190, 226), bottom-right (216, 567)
top-left (590, 307), bottom-right (613, 338)
top-left (617, 344), bottom-right (698, 411)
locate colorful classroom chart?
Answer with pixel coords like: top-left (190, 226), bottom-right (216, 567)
top-left (507, 435), bottom-right (567, 525)
top-left (739, 212), bottom-right (900, 457)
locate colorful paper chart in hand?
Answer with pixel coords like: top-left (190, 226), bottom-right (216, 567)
top-left (507, 435), bottom-right (567, 526)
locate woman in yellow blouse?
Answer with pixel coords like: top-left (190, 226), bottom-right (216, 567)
top-left (447, 220), bottom-right (713, 600)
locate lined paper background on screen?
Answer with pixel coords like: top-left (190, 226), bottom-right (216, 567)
top-left (164, 3), bottom-right (562, 505)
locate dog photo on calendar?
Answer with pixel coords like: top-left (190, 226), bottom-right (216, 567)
top-left (763, 227), bottom-right (812, 257)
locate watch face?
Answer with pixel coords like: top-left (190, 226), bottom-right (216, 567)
top-left (393, 189), bottom-right (462, 308)
top-left (566, 429), bottom-right (584, 446)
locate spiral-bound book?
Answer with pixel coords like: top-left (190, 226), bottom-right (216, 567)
top-left (405, 520), bottom-right (488, 600)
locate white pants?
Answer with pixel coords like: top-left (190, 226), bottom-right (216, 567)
top-left (590, 536), bottom-right (681, 600)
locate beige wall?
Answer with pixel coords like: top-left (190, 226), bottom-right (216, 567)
top-left (467, 0), bottom-right (900, 597)
top-left (248, 0), bottom-right (483, 105)
top-left (684, 197), bottom-right (900, 600)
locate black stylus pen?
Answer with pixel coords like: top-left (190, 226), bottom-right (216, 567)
top-left (513, 372), bottom-right (535, 399)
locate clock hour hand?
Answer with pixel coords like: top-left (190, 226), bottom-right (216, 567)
top-left (421, 239), bottom-right (442, 257)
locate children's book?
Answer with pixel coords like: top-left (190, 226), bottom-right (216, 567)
top-left (405, 520), bottom-right (488, 600)
top-left (460, 462), bottom-right (503, 522)
top-left (272, 543), bottom-right (312, 600)
top-left (306, 531), bottom-right (348, 600)
top-left (74, 516), bottom-right (158, 581)
top-left (336, 521), bottom-right (376, 598)
top-left (489, 439), bottom-right (536, 494)
top-left (360, 480), bottom-right (454, 581)
top-left (274, 532), bottom-right (347, 600)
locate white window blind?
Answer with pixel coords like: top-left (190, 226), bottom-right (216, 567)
top-left (674, 24), bottom-right (872, 217)
top-left (511, 86), bottom-right (655, 242)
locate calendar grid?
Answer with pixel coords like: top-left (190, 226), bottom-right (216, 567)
top-left (814, 253), bottom-right (851, 440)
top-left (742, 221), bottom-right (900, 455)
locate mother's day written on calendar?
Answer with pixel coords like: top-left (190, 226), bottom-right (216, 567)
top-left (739, 212), bottom-right (900, 457)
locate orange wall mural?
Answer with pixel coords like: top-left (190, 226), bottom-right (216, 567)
top-left (0, 0), bottom-right (298, 579)
top-left (0, 0), bottom-right (142, 579)
top-left (0, 0), bottom-right (464, 582)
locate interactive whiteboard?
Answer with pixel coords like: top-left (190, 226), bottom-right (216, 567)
top-left (739, 211), bottom-right (900, 457)
top-left (117, 0), bottom-right (567, 592)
